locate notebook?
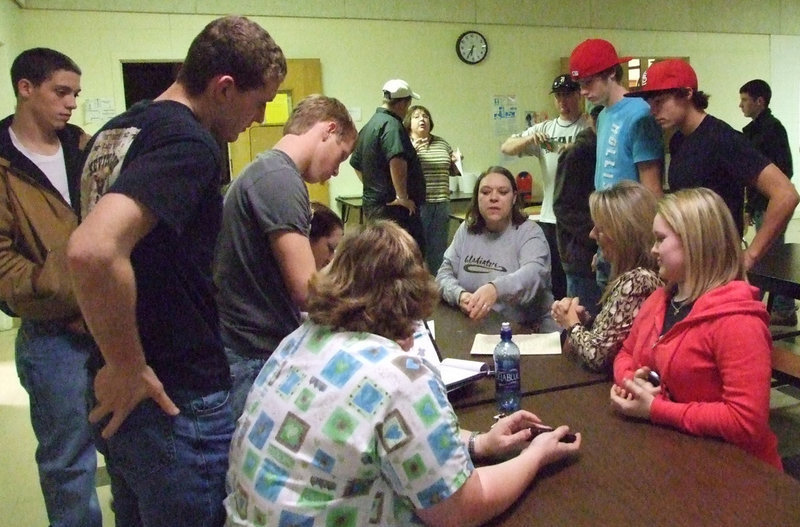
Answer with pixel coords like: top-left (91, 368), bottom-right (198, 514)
top-left (412, 320), bottom-right (490, 392)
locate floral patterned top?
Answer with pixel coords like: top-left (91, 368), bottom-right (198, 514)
top-left (567, 267), bottom-right (662, 372)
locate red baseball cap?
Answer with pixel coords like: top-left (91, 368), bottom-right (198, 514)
top-left (569, 39), bottom-right (631, 80)
top-left (625, 59), bottom-right (698, 98)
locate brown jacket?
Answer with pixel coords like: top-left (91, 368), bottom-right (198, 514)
top-left (0, 116), bottom-right (86, 320)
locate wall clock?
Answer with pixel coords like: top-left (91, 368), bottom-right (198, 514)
top-left (456, 31), bottom-right (488, 65)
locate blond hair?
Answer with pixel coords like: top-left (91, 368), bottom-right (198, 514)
top-left (306, 221), bottom-right (439, 341)
top-left (657, 187), bottom-right (744, 301)
top-left (589, 181), bottom-right (658, 300)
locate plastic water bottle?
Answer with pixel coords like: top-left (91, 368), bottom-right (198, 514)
top-left (494, 322), bottom-right (521, 414)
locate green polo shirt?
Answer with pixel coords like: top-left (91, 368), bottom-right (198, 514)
top-left (350, 107), bottom-right (425, 207)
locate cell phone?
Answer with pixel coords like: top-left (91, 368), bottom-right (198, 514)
top-left (647, 370), bottom-right (661, 387)
top-left (529, 424), bottom-right (577, 443)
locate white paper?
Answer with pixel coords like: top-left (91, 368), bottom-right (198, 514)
top-left (454, 148), bottom-right (464, 176)
top-left (470, 332), bottom-right (562, 356)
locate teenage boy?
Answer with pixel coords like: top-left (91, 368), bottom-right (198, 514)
top-left (0, 47), bottom-right (99, 527)
top-left (214, 94), bottom-right (357, 418)
top-left (739, 79), bottom-right (796, 325)
top-left (502, 74), bottom-right (589, 300)
top-left (67, 16), bottom-right (287, 526)
top-left (569, 38), bottom-right (664, 197)
top-left (569, 38), bottom-right (665, 290)
top-left (626, 59), bottom-right (798, 271)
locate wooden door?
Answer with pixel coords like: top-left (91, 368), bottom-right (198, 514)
top-left (228, 59), bottom-right (329, 204)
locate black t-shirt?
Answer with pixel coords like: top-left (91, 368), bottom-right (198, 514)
top-left (668, 115), bottom-right (769, 236)
top-left (80, 100), bottom-right (229, 394)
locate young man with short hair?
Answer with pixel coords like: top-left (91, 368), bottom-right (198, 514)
top-left (67, 16), bottom-right (287, 526)
top-left (0, 47), bottom-right (100, 527)
top-left (214, 94), bottom-right (357, 418)
top-left (502, 74), bottom-right (589, 300)
top-left (739, 79), bottom-right (796, 324)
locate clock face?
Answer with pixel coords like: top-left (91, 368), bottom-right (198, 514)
top-left (456, 31), bottom-right (488, 65)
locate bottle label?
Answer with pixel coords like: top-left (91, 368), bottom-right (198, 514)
top-left (496, 369), bottom-right (520, 384)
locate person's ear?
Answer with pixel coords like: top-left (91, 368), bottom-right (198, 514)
top-left (211, 75), bottom-right (236, 101)
top-left (16, 78), bottom-right (34, 98)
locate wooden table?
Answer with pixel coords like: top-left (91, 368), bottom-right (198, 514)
top-left (432, 304), bottom-right (607, 409)
top-left (456, 383), bottom-right (800, 526)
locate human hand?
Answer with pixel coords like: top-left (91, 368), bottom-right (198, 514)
top-left (465, 283), bottom-right (498, 320)
top-left (551, 297), bottom-right (581, 329)
top-left (89, 362), bottom-right (179, 438)
top-left (473, 410), bottom-right (544, 460)
top-left (523, 424), bottom-right (581, 467)
top-left (388, 196), bottom-right (416, 215)
top-left (609, 377), bottom-right (655, 420)
top-left (458, 291), bottom-right (473, 313)
top-left (591, 252), bottom-right (598, 272)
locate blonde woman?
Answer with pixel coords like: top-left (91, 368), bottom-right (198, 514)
top-left (551, 181), bottom-right (662, 372)
top-left (612, 188), bottom-right (781, 469)
top-left (225, 221), bottom-right (581, 526)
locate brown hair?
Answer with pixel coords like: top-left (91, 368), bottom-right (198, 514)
top-left (403, 105), bottom-right (435, 133)
top-left (11, 48), bottom-right (81, 97)
top-left (283, 94), bottom-right (356, 139)
top-left (306, 221), bottom-right (439, 341)
top-left (466, 166), bottom-right (527, 234)
top-left (657, 187), bottom-right (744, 301)
top-left (310, 201), bottom-right (344, 242)
top-left (589, 181), bottom-right (659, 301)
top-left (177, 16), bottom-right (287, 96)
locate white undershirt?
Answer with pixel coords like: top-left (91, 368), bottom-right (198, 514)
top-left (9, 127), bottom-right (71, 205)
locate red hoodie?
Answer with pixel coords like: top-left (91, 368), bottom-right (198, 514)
top-left (614, 281), bottom-right (782, 470)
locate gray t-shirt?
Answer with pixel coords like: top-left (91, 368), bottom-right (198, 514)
top-left (214, 149), bottom-right (311, 357)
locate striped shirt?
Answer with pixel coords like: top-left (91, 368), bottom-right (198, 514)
top-left (413, 134), bottom-right (454, 203)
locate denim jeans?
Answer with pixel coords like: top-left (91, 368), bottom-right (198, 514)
top-left (15, 319), bottom-right (102, 527)
top-left (420, 200), bottom-right (450, 275)
top-left (226, 347), bottom-right (267, 419)
top-left (94, 389), bottom-right (233, 527)
top-left (566, 273), bottom-right (604, 319)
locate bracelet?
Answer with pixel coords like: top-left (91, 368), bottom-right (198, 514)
top-left (467, 430), bottom-right (480, 458)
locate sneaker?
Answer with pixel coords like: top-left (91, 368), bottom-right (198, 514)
top-left (771, 310), bottom-right (798, 327)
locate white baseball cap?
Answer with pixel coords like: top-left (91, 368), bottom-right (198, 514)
top-left (382, 79), bottom-right (420, 100)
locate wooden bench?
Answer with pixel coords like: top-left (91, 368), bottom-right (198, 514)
top-left (773, 342), bottom-right (800, 386)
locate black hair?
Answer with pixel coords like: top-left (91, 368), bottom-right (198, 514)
top-left (11, 48), bottom-right (81, 96)
top-left (739, 79), bottom-right (771, 106)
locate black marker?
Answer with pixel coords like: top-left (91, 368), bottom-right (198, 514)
top-left (529, 424), bottom-right (577, 443)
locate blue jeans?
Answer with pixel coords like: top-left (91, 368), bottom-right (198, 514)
top-left (420, 200), bottom-right (450, 275)
top-left (94, 389), bottom-right (233, 527)
top-left (226, 347), bottom-right (267, 419)
top-left (15, 319), bottom-right (102, 527)
top-left (566, 273), bottom-right (604, 319)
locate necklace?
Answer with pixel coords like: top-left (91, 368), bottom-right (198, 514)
top-left (669, 297), bottom-right (688, 316)
top-left (555, 116), bottom-right (582, 128)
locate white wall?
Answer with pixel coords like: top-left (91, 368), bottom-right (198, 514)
top-left (4, 6), bottom-right (794, 207)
